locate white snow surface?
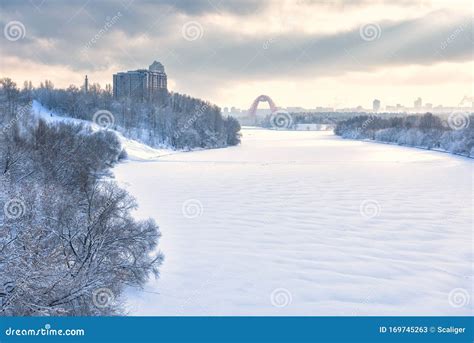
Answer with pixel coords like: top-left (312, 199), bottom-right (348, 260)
top-left (113, 128), bottom-right (473, 316)
top-left (31, 100), bottom-right (173, 160)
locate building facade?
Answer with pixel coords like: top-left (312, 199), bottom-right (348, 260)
top-left (372, 99), bottom-right (381, 112)
top-left (113, 61), bottom-right (167, 101)
top-left (414, 97), bottom-right (422, 109)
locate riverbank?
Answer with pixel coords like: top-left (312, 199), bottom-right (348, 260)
top-left (115, 128), bottom-right (473, 316)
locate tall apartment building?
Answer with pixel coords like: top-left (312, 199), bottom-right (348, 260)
top-left (372, 99), bottom-right (381, 112)
top-left (414, 97), bottom-right (422, 109)
top-left (113, 61), bottom-right (167, 101)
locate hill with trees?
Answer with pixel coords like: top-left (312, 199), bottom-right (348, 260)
top-left (33, 80), bottom-right (241, 150)
top-left (0, 78), bottom-right (163, 315)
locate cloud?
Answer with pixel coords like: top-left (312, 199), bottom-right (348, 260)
top-left (0, 1), bottom-right (471, 106)
top-left (156, 0), bottom-right (266, 15)
top-left (169, 10), bottom-right (472, 76)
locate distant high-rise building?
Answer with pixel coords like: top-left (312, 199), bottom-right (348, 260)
top-left (425, 103), bottom-right (433, 109)
top-left (373, 99), bottom-right (381, 112)
top-left (414, 97), bottom-right (422, 109)
top-left (113, 61), bottom-right (167, 101)
top-left (460, 95), bottom-right (474, 108)
top-left (84, 75), bottom-right (89, 93)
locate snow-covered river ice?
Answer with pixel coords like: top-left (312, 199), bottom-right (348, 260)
top-left (114, 128), bottom-right (472, 316)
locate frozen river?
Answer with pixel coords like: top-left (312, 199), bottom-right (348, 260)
top-left (115, 128), bottom-right (473, 316)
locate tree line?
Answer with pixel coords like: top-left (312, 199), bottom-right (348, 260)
top-left (335, 112), bottom-right (474, 157)
top-left (31, 80), bottom-right (241, 149)
top-left (0, 78), bottom-right (163, 315)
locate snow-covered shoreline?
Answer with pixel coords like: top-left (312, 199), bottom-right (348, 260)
top-left (27, 104), bottom-right (472, 316)
top-left (31, 100), bottom-right (175, 161)
top-left (341, 135), bottom-right (473, 160)
top-left (115, 128), bottom-right (473, 316)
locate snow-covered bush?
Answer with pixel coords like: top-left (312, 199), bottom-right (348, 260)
top-left (0, 82), bottom-right (163, 315)
top-left (335, 113), bottom-right (473, 158)
top-left (33, 80), bottom-right (241, 150)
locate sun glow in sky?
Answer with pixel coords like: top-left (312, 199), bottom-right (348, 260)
top-left (0, 0), bottom-right (472, 109)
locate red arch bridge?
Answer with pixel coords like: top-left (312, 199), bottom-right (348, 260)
top-left (247, 95), bottom-right (278, 117)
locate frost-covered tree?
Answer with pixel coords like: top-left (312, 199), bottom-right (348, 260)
top-left (33, 83), bottom-right (241, 150)
top-left (335, 113), bottom-right (474, 158)
top-left (0, 86), bottom-right (163, 316)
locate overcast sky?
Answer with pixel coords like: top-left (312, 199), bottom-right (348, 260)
top-left (1, 0), bottom-right (472, 109)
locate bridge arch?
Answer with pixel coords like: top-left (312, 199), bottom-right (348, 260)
top-left (248, 95), bottom-right (277, 117)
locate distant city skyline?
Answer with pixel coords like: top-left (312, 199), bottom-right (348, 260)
top-left (223, 95), bottom-right (474, 116)
top-left (1, 0), bottom-right (472, 109)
